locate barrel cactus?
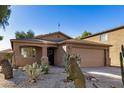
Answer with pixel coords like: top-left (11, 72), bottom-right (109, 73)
top-left (0, 59), bottom-right (13, 79)
top-left (120, 45), bottom-right (124, 85)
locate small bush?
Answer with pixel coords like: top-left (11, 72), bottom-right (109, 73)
top-left (41, 63), bottom-right (49, 74)
top-left (40, 57), bottom-right (49, 74)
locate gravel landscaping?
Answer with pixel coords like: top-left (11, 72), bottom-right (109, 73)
top-left (0, 66), bottom-right (123, 88)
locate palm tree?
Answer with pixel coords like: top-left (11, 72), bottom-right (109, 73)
top-left (0, 5), bottom-right (11, 40)
top-left (0, 5), bottom-right (11, 29)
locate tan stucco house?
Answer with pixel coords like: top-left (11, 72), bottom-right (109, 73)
top-left (10, 32), bottom-right (111, 67)
top-left (83, 25), bottom-right (124, 67)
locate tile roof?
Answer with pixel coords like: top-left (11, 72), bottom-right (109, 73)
top-left (35, 31), bottom-right (72, 39)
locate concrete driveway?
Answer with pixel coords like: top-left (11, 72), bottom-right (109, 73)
top-left (81, 67), bottom-right (123, 88)
top-left (82, 67), bottom-right (121, 79)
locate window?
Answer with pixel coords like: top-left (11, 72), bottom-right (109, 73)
top-left (21, 47), bottom-right (36, 58)
top-left (100, 33), bottom-right (108, 42)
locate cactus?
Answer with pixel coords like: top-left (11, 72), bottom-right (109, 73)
top-left (0, 59), bottom-right (13, 79)
top-left (41, 63), bottom-right (49, 74)
top-left (37, 57), bottom-right (49, 74)
top-left (120, 45), bottom-right (124, 85)
top-left (64, 54), bottom-right (86, 88)
top-left (64, 54), bottom-right (81, 73)
top-left (4, 53), bottom-right (13, 64)
top-left (24, 62), bottom-right (42, 82)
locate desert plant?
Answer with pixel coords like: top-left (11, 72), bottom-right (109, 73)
top-left (38, 57), bottom-right (49, 74)
top-left (24, 62), bottom-right (42, 82)
top-left (41, 63), bottom-right (49, 74)
top-left (0, 59), bottom-right (13, 79)
top-left (120, 45), bottom-right (124, 85)
top-left (4, 53), bottom-right (13, 64)
top-left (64, 54), bottom-right (81, 73)
top-left (64, 54), bottom-right (85, 88)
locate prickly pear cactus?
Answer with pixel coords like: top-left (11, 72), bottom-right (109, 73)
top-left (0, 59), bottom-right (13, 79)
top-left (64, 54), bottom-right (86, 88)
top-left (120, 45), bottom-right (124, 85)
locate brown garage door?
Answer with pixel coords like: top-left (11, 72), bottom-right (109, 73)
top-left (72, 48), bottom-right (105, 67)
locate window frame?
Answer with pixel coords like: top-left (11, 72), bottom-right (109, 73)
top-left (20, 46), bottom-right (37, 58)
top-left (100, 33), bottom-right (108, 42)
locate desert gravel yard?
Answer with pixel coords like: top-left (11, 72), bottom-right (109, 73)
top-left (0, 66), bottom-right (123, 88)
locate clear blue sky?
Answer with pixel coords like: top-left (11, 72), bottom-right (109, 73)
top-left (1, 5), bottom-right (124, 50)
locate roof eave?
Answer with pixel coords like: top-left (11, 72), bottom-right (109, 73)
top-left (83, 25), bottom-right (124, 39)
top-left (10, 39), bottom-right (57, 45)
top-left (59, 40), bottom-right (112, 47)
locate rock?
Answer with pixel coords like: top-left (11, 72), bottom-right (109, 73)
top-left (87, 75), bottom-right (98, 82)
top-left (92, 83), bottom-right (99, 88)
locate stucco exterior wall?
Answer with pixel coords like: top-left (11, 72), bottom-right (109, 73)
top-left (54, 45), bottom-right (67, 66)
top-left (84, 28), bottom-right (124, 66)
top-left (12, 42), bottom-right (43, 67)
top-left (85, 35), bottom-right (100, 42)
top-left (0, 53), bottom-right (4, 62)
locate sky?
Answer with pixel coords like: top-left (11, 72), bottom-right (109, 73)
top-left (1, 5), bottom-right (124, 50)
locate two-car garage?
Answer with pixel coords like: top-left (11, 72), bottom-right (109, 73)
top-left (65, 39), bottom-right (111, 67)
top-left (72, 48), bottom-right (105, 67)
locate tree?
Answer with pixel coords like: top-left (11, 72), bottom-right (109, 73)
top-left (26, 30), bottom-right (34, 38)
top-left (0, 36), bottom-right (3, 40)
top-left (0, 5), bottom-right (11, 40)
top-left (0, 5), bottom-right (11, 29)
top-left (75, 31), bottom-right (92, 40)
top-left (15, 30), bottom-right (34, 39)
top-left (15, 31), bottom-right (26, 39)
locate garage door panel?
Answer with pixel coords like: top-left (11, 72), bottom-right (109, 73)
top-left (72, 48), bottom-right (104, 67)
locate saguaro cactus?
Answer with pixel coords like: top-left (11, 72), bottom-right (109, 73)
top-left (120, 45), bottom-right (124, 85)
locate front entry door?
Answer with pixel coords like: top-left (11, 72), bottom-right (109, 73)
top-left (47, 48), bottom-right (54, 65)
